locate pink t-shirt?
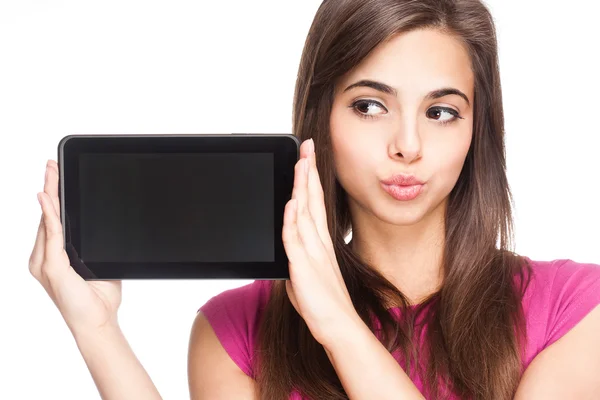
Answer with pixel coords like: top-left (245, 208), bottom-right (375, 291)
top-left (198, 258), bottom-right (600, 399)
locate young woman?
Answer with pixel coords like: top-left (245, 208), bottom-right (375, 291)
top-left (30, 0), bottom-right (600, 399)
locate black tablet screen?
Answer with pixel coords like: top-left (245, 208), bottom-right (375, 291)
top-left (77, 153), bottom-right (274, 263)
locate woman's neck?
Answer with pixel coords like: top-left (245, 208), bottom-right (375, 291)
top-left (347, 200), bottom-right (446, 305)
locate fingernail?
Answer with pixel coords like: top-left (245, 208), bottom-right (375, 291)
top-left (307, 138), bottom-right (314, 154)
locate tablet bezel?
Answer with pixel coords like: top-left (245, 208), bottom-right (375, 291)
top-left (58, 134), bottom-right (299, 280)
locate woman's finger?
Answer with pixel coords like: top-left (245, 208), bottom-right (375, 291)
top-left (306, 148), bottom-right (334, 253)
top-left (291, 157), bottom-right (326, 256)
top-left (29, 214), bottom-right (46, 279)
top-left (38, 192), bottom-right (68, 275)
top-left (297, 139), bottom-right (334, 254)
top-left (44, 160), bottom-right (61, 217)
top-left (282, 198), bottom-right (311, 274)
top-left (304, 143), bottom-right (345, 287)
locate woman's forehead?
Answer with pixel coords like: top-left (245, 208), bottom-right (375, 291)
top-left (336, 29), bottom-right (474, 102)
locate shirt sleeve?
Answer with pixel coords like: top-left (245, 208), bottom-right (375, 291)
top-left (544, 259), bottom-right (600, 348)
top-left (198, 280), bottom-right (272, 378)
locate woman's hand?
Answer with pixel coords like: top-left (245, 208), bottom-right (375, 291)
top-left (282, 139), bottom-right (360, 348)
top-left (29, 160), bottom-right (122, 336)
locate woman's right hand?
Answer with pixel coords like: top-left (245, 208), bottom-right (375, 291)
top-left (29, 160), bottom-right (122, 335)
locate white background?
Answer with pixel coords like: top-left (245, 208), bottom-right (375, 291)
top-left (1, 0), bottom-right (599, 398)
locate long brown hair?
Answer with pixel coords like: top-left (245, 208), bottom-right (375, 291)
top-left (255, 1), bottom-right (533, 398)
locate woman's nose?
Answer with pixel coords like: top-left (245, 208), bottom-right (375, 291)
top-left (389, 119), bottom-right (422, 163)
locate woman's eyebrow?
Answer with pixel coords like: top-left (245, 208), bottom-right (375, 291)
top-left (343, 79), bottom-right (470, 106)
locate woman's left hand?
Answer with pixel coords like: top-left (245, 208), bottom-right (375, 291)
top-left (282, 138), bottom-right (360, 348)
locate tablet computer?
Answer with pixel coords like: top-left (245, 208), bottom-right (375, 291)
top-left (58, 134), bottom-right (299, 280)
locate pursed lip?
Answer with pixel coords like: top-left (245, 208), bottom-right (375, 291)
top-left (380, 174), bottom-right (425, 186)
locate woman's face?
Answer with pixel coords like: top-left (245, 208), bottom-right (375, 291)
top-left (330, 28), bottom-right (475, 227)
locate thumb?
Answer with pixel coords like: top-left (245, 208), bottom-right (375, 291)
top-left (39, 192), bottom-right (69, 275)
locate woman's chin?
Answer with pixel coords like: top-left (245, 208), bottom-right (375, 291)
top-left (377, 194), bottom-right (446, 227)
top-left (375, 205), bottom-right (427, 227)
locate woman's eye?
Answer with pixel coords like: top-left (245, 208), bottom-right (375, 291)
top-left (352, 100), bottom-right (387, 118)
top-left (426, 107), bottom-right (460, 124)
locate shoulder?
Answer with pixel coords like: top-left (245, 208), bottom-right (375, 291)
top-left (520, 257), bottom-right (600, 364)
top-left (188, 311), bottom-right (258, 399)
top-left (514, 257), bottom-right (600, 398)
top-left (195, 280), bottom-right (274, 378)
